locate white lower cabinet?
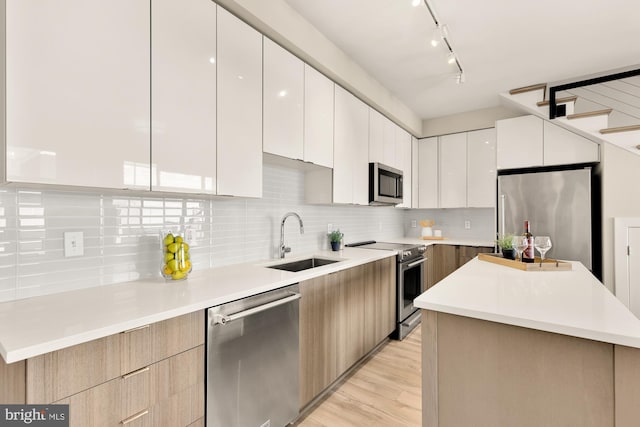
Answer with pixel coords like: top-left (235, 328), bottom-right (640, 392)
top-left (151, 0), bottom-right (217, 194)
top-left (6, 0), bottom-right (151, 190)
top-left (216, 7), bottom-right (263, 198)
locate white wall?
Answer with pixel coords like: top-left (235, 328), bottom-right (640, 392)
top-left (600, 142), bottom-right (640, 292)
top-left (0, 164), bottom-right (404, 302)
top-left (422, 106), bottom-right (522, 137)
top-left (215, 0), bottom-right (422, 136)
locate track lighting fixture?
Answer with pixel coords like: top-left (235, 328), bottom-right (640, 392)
top-left (422, 1), bottom-right (464, 81)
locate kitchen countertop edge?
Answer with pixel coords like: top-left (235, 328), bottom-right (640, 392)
top-left (415, 258), bottom-right (640, 348)
top-left (0, 247), bottom-right (395, 364)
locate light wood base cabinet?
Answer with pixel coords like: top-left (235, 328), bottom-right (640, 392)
top-left (423, 311), bottom-right (640, 427)
top-left (0, 311), bottom-right (204, 427)
top-left (299, 258), bottom-right (396, 408)
top-left (428, 245), bottom-right (494, 289)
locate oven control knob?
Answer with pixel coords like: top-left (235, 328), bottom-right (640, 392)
top-left (403, 250), bottom-right (412, 258)
top-left (418, 246), bottom-right (426, 253)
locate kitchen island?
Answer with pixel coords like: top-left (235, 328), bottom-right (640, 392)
top-left (415, 258), bottom-right (640, 427)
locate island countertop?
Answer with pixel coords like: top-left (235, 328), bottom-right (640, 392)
top-left (414, 257), bottom-right (640, 348)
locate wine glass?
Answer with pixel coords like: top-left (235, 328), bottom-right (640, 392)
top-left (534, 236), bottom-right (552, 267)
top-left (513, 236), bottom-right (528, 262)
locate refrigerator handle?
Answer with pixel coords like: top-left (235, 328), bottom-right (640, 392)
top-left (500, 194), bottom-right (506, 238)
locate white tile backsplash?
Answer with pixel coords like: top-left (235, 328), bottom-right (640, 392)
top-left (0, 164), bottom-right (405, 302)
top-left (404, 208), bottom-right (496, 241)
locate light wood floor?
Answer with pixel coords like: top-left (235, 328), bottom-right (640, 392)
top-left (294, 325), bottom-right (422, 427)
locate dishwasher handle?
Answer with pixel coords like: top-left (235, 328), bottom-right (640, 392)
top-left (211, 292), bottom-right (302, 326)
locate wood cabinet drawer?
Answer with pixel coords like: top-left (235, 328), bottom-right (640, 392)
top-left (123, 310), bottom-right (205, 374)
top-left (55, 367), bottom-right (151, 427)
top-left (148, 345), bottom-right (205, 427)
top-left (55, 345), bottom-right (204, 427)
top-left (27, 334), bottom-right (122, 403)
top-left (27, 311), bottom-right (204, 403)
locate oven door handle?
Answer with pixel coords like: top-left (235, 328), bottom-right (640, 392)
top-left (405, 258), bottom-right (426, 269)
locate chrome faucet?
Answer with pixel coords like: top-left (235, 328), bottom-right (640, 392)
top-left (279, 212), bottom-right (304, 258)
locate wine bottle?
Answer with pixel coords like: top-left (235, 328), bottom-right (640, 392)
top-left (522, 220), bottom-right (535, 263)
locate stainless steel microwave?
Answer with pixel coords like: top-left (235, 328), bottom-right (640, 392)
top-left (369, 162), bottom-right (403, 205)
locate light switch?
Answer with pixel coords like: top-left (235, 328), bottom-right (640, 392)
top-left (64, 231), bottom-right (84, 257)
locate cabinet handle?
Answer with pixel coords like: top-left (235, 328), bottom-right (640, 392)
top-left (122, 324), bottom-right (150, 334)
top-left (122, 366), bottom-right (150, 380)
top-left (121, 409), bottom-right (149, 425)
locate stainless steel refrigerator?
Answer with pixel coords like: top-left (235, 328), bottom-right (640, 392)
top-left (497, 167), bottom-right (594, 270)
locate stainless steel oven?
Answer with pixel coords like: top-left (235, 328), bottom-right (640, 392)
top-left (345, 241), bottom-right (426, 340)
top-left (397, 254), bottom-right (425, 339)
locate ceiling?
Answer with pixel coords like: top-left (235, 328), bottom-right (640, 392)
top-left (283, 0), bottom-right (640, 120)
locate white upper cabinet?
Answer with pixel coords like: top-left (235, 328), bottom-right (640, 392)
top-left (496, 115), bottom-right (543, 170)
top-left (411, 136), bottom-right (419, 208)
top-left (151, 0), bottom-right (217, 194)
top-left (369, 109), bottom-right (397, 169)
top-left (439, 133), bottom-right (467, 208)
top-left (497, 115), bottom-right (600, 170)
top-left (6, 0), bottom-right (151, 189)
top-left (263, 38), bottom-right (304, 160)
top-left (543, 121), bottom-right (599, 166)
top-left (467, 128), bottom-right (496, 208)
top-left (303, 65), bottom-right (334, 168)
top-left (216, 7), bottom-right (262, 197)
top-left (396, 127), bottom-right (412, 208)
top-left (334, 86), bottom-right (369, 205)
top-left (418, 137), bottom-right (439, 209)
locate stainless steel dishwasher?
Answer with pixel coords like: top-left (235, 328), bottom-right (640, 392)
top-left (207, 283), bottom-right (300, 427)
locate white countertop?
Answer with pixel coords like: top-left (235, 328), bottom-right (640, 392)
top-left (0, 248), bottom-right (394, 363)
top-left (387, 237), bottom-right (494, 247)
top-left (415, 257), bottom-right (640, 348)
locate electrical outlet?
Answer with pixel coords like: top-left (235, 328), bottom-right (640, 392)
top-left (185, 228), bottom-right (195, 243)
top-left (464, 220), bottom-right (471, 230)
top-left (327, 223), bottom-right (333, 234)
top-left (411, 220), bottom-right (417, 228)
top-left (64, 231), bottom-right (84, 257)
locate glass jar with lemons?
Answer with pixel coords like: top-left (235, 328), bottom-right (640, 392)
top-left (161, 230), bottom-right (192, 281)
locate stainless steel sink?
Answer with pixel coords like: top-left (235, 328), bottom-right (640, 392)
top-left (267, 257), bottom-right (340, 272)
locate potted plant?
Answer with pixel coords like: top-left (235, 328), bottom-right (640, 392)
top-left (496, 233), bottom-right (516, 260)
top-left (328, 230), bottom-right (343, 251)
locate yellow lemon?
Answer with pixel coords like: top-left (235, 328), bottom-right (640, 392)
top-left (162, 265), bottom-right (172, 276)
top-left (164, 253), bottom-right (175, 263)
top-left (180, 260), bottom-right (191, 273)
top-left (167, 259), bottom-right (178, 273)
top-left (167, 243), bottom-right (179, 254)
top-left (172, 270), bottom-right (186, 280)
top-left (181, 242), bottom-right (190, 253)
top-left (175, 236), bottom-right (183, 244)
top-left (163, 234), bottom-right (174, 246)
